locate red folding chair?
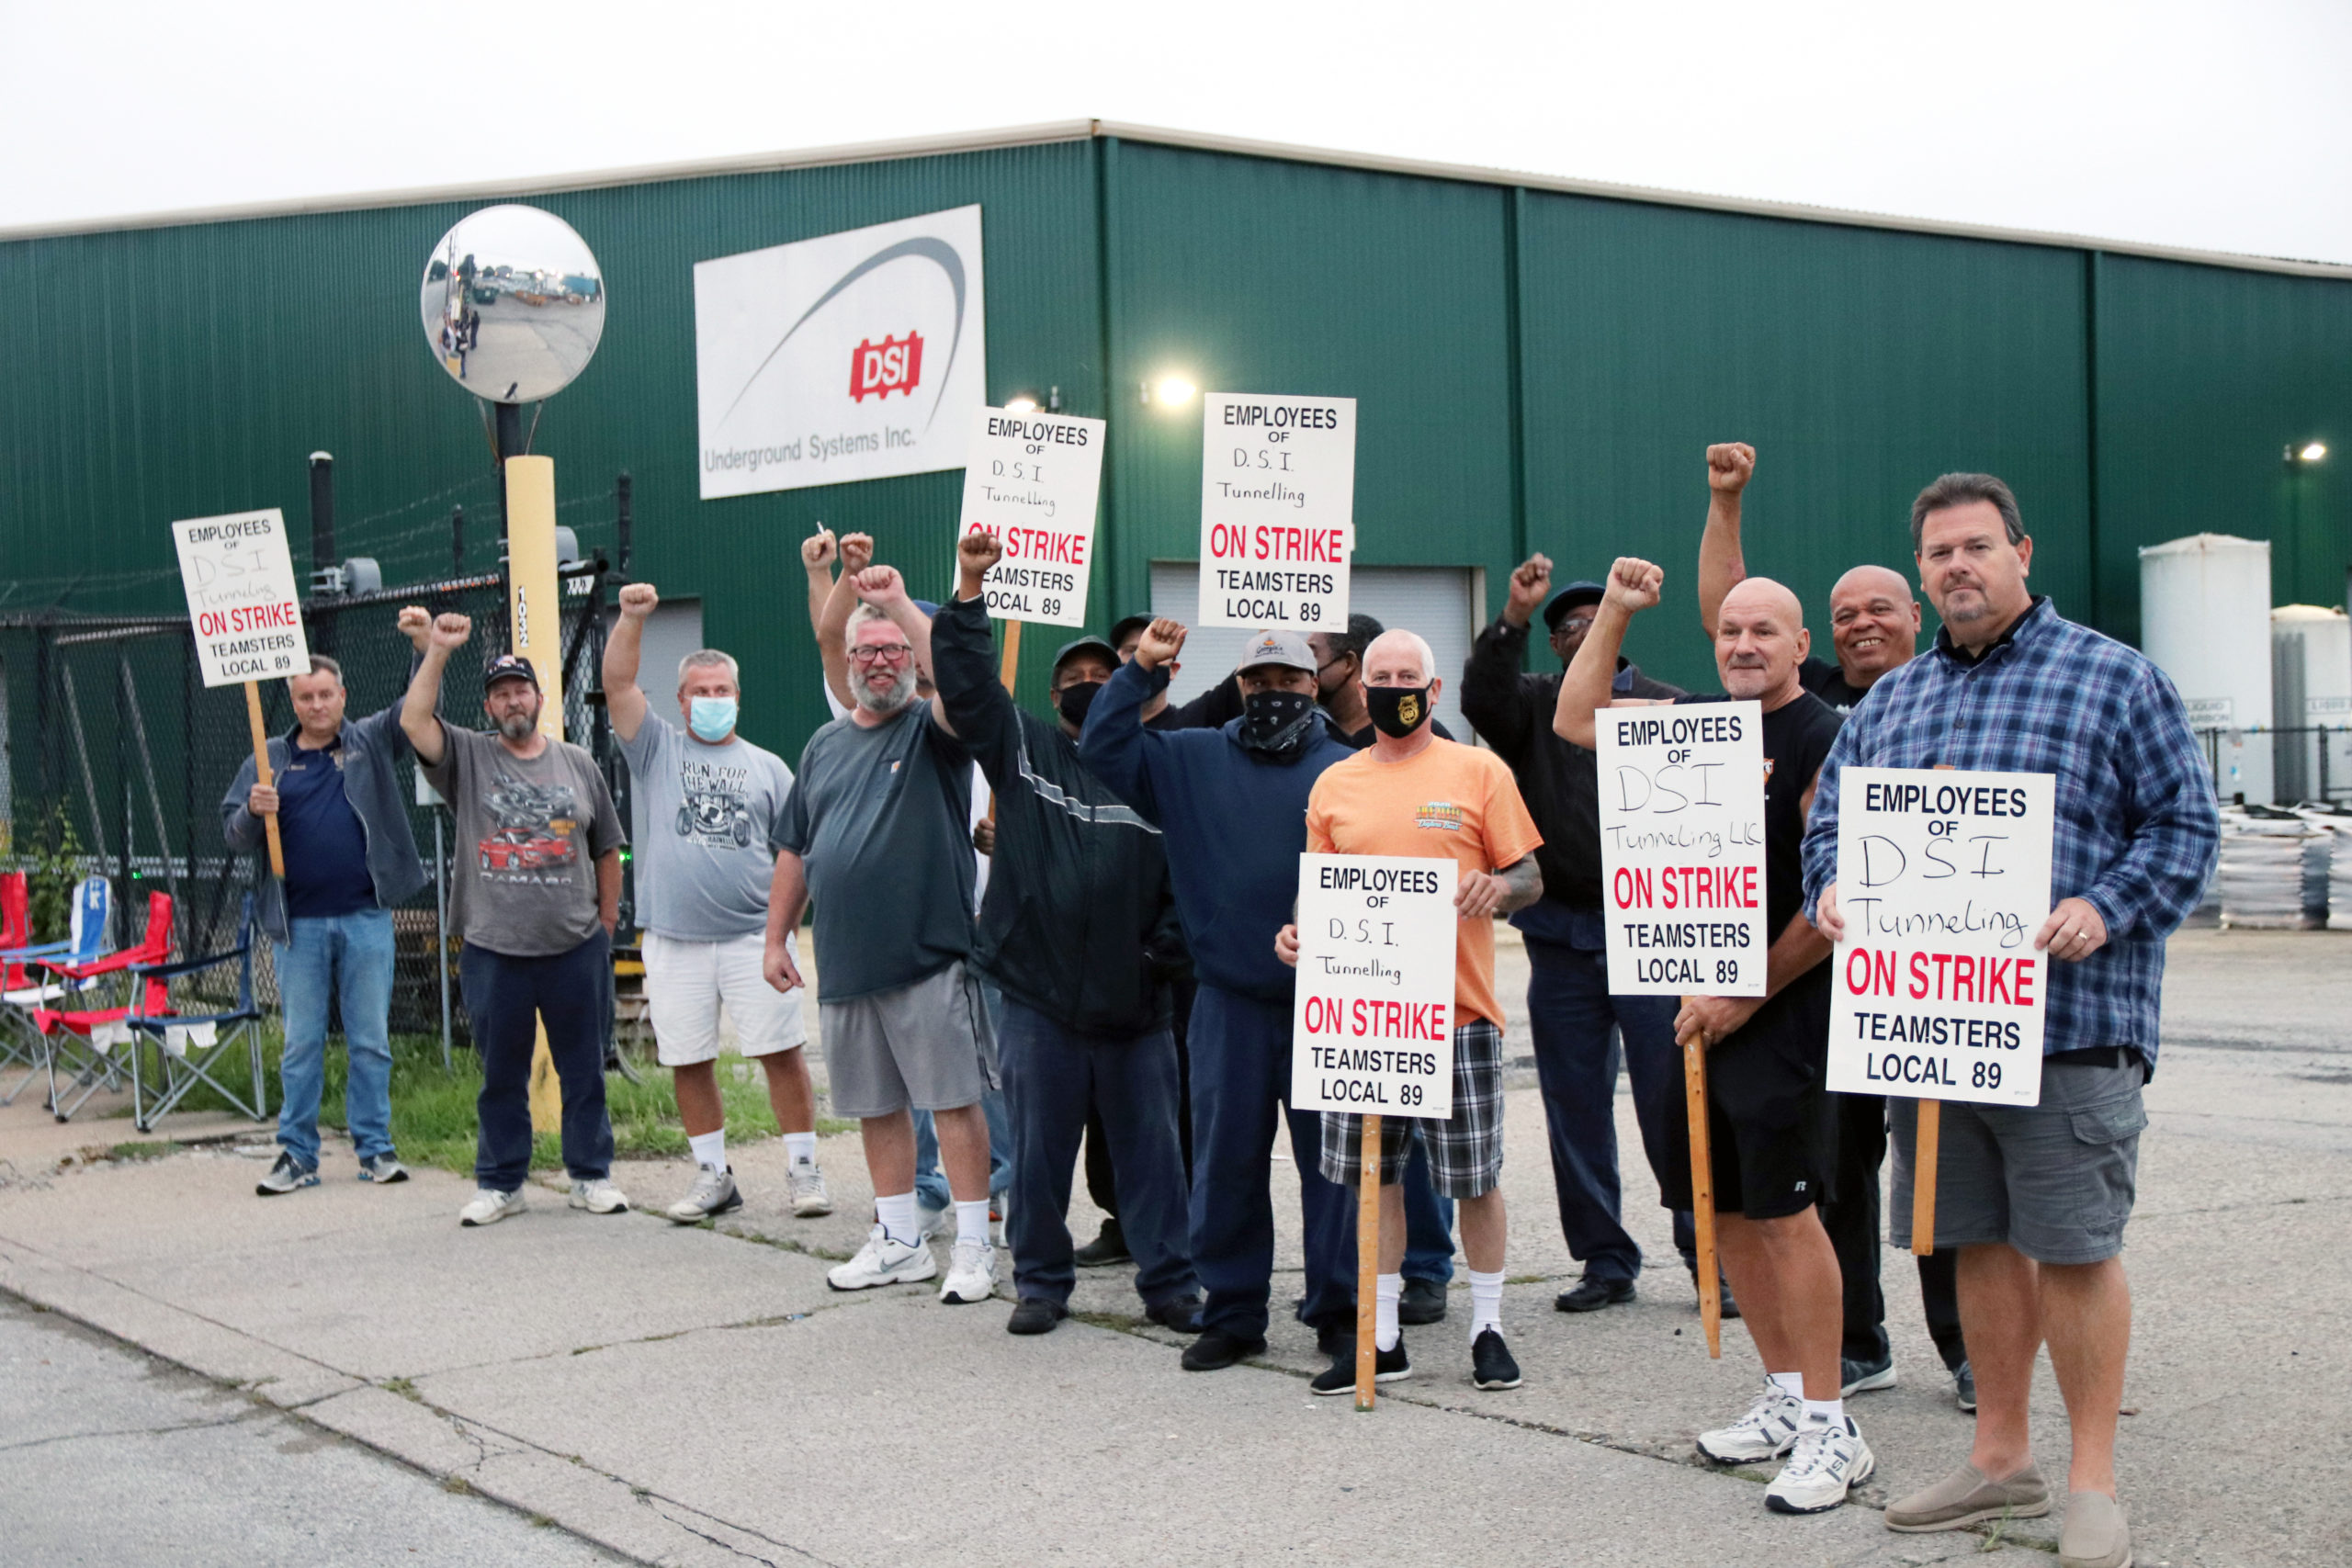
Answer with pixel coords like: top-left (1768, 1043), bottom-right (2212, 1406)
top-left (28, 892), bottom-right (175, 1122)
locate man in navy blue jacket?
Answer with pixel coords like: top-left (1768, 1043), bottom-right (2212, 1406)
top-left (1081, 619), bottom-right (1358, 1371)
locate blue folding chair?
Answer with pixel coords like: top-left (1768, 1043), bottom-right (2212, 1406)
top-left (123, 896), bottom-right (269, 1132)
top-left (1, 875), bottom-right (114, 1107)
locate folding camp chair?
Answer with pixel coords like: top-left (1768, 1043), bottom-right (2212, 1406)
top-left (25, 890), bottom-right (173, 1122)
top-left (120, 895), bottom-right (269, 1133)
top-left (1, 874), bottom-right (114, 1108)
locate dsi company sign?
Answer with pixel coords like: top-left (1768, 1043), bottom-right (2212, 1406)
top-left (694, 206), bottom-right (987, 498)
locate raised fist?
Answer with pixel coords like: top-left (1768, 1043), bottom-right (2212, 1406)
top-left (958, 528), bottom-right (1005, 577)
top-left (617, 581), bottom-right (658, 619)
top-left (1604, 558), bottom-right (1664, 615)
top-left (1707, 443), bottom-right (1756, 495)
top-left (396, 605), bottom-right (432, 650)
top-left (852, 565), bottom-right (908, 609)
top-left (800, 526), bottom-right (838, 572)
top-left (429, 612), bottom-right (472, 650)
top-left (839, 533), bottom-right (875, 575)
top-left (1136, 617), bottom-right (1188, 670)
top-left (1506, 553), bottom-right (1553, 625)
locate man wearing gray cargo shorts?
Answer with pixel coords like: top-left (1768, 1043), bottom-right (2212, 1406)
top-left (1806, 473), bottom-right (2220, 1568)
top-left (765, 572), bottom-right (1001, 1309)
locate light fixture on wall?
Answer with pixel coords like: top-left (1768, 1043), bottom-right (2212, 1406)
top-left (1142, 375), bottom-right (1197, 408)
top-left (2286, 440), bottom-right (2328, 465)
top-left (1002, 386), bottom-right (1062, 414)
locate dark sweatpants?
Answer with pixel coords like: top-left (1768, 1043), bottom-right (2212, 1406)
top-left (460, 932), bottom-right (614, 1192)
top-left (1188, 983), bottom-right (1355, 1341)
top-left (1524, 936), bottom-right (1698, 1281)
top-left (1001, 998), bottom-right (1196, 1313)
top-left (1822, 1090), bottom-right (1967, 1371)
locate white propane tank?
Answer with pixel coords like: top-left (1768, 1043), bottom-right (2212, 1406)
top-left (2272, 605), bottom-right (2352, 804)
top-left (2140, 534), bottom-right (2272, 805)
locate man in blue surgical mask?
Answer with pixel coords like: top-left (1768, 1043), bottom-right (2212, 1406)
top-left (605, 581), bottom-right (829, 1224)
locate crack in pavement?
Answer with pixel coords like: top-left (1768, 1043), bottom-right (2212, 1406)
top-left (0, 1405), bottom-right (276, 1455)
top-left (640, 1494), bottom-right (842, 1567)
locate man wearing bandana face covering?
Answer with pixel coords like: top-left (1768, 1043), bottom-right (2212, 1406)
top-left (929, 534), bottom-right (1201, 1336)
top-left (1081, 620), bottom-right (1360, 1371)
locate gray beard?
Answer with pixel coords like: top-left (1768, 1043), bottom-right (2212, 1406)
top-left (496, 711), bottom-right (538, 740)
top-left (854, 669), bottom-right (918, 716)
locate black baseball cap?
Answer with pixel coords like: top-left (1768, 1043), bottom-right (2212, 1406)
top-left (1108, 614), bottom-right (1153, 650)
top-left (1051, 635), bottom-right (1119, 676)
top-left (1543, 581), bottom-right (1606, 631)
top-left (482, 653), bottom-right (540, 693)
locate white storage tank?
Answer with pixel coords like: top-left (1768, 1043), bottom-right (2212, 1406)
top-left (2140, 534), bottom-right (2272, 805)
top-left (2273, 604), bottom-right (2352, 804)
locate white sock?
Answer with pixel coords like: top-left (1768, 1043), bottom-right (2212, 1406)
top-left (1374, 1273), bottom-right (1403, 1352)
top-left (686, 1130), bottom-right (726, 1172)
top-left (955, 1199), bottom-right (990, 1247)
top-left (1769, 1371), bottom-right (1805, 1400)
top-left (782, 1131), bottom-right (818, 1168)
top-left (875, 1190), bottom-right (919, 1247)
top-left (1802, 1396), bottom-right (1845, 1429)
top-left (1468, 1269), bottom-right (1506, 1342)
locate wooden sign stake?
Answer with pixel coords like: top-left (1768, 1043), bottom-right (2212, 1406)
top-left (243, 682), bottom-right (286, 878)
top-left (1355, 1112), bottom-right (1382, 1410)
top-left (1910, 1100), bottom-right (1941, 1257)
top-left (1682, 1032), bottom-right (1722, 1359)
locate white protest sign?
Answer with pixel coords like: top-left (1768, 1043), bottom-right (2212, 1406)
top-left (1597, 702), bottom-right (1768, 996)
top-left (171, 508), bottom-right (310, 688)
top-left (956, 405), bottom-right (1104, 626)
top-left (1196, 393), bottom-right (1353, 631)
top-left (1291, 853), bottom-right (1458, 1119)
top-left (1826, 768), bottom-right (2054, 1107)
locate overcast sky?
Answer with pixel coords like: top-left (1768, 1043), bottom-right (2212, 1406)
top-left (6, 0), bottom-right (2347, 265)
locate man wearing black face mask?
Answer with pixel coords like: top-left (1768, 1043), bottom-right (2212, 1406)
top-left (1081, 619), bottom-right (1361, 1373)
top-left (930, 533), bottom-right (1201, 1337)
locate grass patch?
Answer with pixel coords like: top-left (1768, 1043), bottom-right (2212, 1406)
top-left (161, 1027), bottom-right (836, 1179)
top-left (105, 1141), bottom-right (180, 1162)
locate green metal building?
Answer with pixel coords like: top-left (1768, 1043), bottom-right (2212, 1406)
top-left (5, 119), bottom-right (2348, 751)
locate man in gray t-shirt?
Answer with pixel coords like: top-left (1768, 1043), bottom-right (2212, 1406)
top-left (606, 581), bottom-right (827, 1225)
top-left (402, 611), bottom-right (630, 1227)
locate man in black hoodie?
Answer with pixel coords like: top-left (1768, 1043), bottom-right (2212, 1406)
top-left (933, 533), bottom-right (1202, 1337)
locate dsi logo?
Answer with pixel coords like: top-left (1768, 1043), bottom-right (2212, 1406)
top-left (849, 333), bottom-right (924, 401)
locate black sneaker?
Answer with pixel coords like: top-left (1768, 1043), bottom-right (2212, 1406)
top-left (255, 1152), bottom-right (319, 1197)
top-left (1953, 1359), bottom-right (1977, 1413)
top-left (1145, 1296), bottom-right (1205, 1334)
top-left (1840, 1352), bottom-right (1897, 1396)
top-left (1311, 1342), bottom-right (1409, 1394)
top-left (1181, 1327), bottom-right (1266, 1371)
top-left (1397, 1277), bottom-right (1448, 1325)
top-left (1686, 1266), bottom-right (1742, 1319)
top-left (1071, 1218), bottom-right (1131, 1269)
top-left (1555, 1275), bottom-right (1635, 1313)
top-left (1471, 1328), bottom-right (1523, 1390)
top-left (1006, 1298), bottom-right (1068, 1336)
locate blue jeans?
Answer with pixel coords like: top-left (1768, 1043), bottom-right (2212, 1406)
top-left (458, 933), bottom-right (614, 1190)
top-left (272, 908), bottom-right (396, 1168)
top-left (999, 998), bottom-right (1196, 1311)
top-left (1525, 931), bottom-right (1697, 1283)
top-left (1189, 984), bottom-right (1355, 1340)
top-left (914, 977), bottom-right (1013, 1207)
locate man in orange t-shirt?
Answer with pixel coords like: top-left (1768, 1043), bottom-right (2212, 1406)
top-left (1277, 629), bottom-right (1544, 1396)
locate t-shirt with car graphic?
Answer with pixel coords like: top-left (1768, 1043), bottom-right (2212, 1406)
top-left (423, 725), bottom-right (626, 956)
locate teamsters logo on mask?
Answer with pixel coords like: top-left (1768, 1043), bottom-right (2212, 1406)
top-left (1367, 682), bottom-right (1433, 739)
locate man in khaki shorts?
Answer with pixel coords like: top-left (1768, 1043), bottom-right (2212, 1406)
top-left (605, 582), bottom-right (828, 1224)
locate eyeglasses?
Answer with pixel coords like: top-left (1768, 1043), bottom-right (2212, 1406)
top-left (849, 644), bottom-right (914, 666)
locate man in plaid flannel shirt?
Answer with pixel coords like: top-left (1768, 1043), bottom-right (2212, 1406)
top-left (1804, 473), bottom-right (2218, 1568)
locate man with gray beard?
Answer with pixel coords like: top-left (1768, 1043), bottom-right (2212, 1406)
top-left (765, 578), bottom-right (1001, 1307)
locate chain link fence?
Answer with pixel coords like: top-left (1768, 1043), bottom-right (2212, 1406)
top-left (0, 559), bottom-right (620, 1056)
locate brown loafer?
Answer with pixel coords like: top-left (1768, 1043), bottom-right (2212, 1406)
top-left (2058, 1490), bottom-right (2132, 1568)
top-left (1883, 1461), bottom-right (2052, 1532)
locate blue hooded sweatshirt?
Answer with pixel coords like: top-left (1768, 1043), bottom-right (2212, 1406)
top-left (1079, 658), bottom-right (1354, 1005)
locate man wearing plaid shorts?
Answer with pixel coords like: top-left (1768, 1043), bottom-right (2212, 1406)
top-left (1278, 629), bottom-right (1544, 1394)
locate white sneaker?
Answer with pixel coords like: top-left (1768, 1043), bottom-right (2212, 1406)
top-left (665, 1167), bottom-right (741, 1223)
top-left (1697, 1379), bottom-right (1804, 1463)
top-left (569, 1178), bottom-right (631, 1214)
top-left (788, 1163), bottom-right (832, 1217)
top-left (458, 1187), bottom-right (526, 1227)
top-left (1766, 1416), bottom-right (1875, 1514)
top-left (828, 1225), bottom-right (939, 1291)
top-left (940, 1237), bottom-right (998, 1304)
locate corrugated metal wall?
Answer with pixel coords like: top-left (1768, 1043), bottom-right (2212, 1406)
top-left (2, 132), bottom-right (2347, 763)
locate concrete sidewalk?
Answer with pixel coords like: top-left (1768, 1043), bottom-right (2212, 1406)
top-left (1, 927), bottom-right (2345, 1566)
